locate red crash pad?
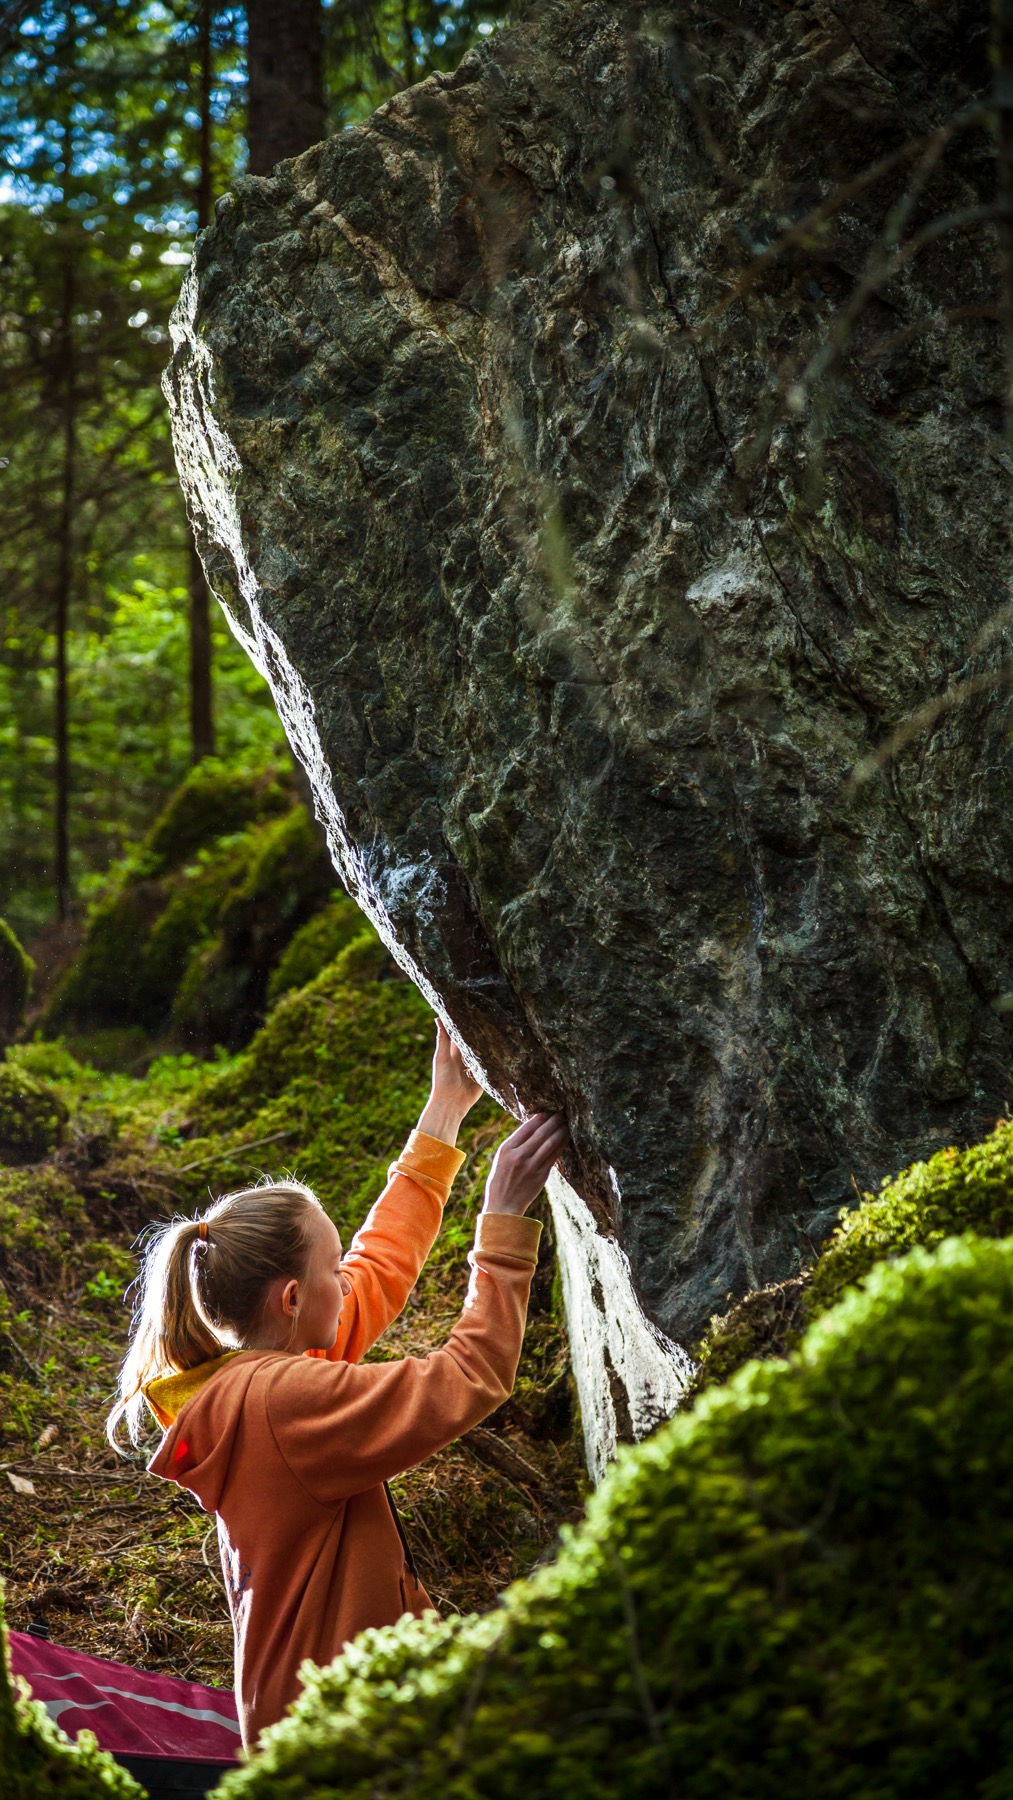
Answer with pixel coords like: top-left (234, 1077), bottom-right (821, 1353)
top-left (8, 1628), bottom-right (242, 1762)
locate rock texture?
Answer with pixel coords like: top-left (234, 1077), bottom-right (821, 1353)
top-left (165, 0), bottom-right (1013, 1343)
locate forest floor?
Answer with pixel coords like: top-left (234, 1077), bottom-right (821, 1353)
top-left (0, 950), bottom-right (586, 1689)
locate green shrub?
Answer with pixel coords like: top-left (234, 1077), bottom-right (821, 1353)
top-left (220, 1233), bottom-right (1013, 1800)
top-left (0, 1589), bottom-right (142, 1798)
top-left (0, 918), bottom-right (34, 1049)
top-left (266, 897), bottom-right (367, 1007)
top-left (0, 1065), bottom-right (67, 1165)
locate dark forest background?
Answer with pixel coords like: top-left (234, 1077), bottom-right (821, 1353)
top-left (0, 0), bottom-right (520, 946)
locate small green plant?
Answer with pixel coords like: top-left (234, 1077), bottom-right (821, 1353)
top-left (83, 1270), bottom-right (121, 1305)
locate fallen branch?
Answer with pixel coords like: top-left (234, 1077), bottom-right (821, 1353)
top-left (463, 1428), bottom-right (546, 1491)
top-left (0, 1327), bottom-right (45, 1385)
top-left (174, 1129), bottom-right (297, 1174)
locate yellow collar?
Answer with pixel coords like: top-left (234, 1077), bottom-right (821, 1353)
top-left (144, 1351), bottom-right (240, 1430)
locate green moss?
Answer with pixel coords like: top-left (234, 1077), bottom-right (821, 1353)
top-left (692, 1121), bottom-right (1013, 1394)
top-left (0, 1590), bottom-right (143, 1798)
top-left (266, 897), bottom-right (368, 1008)
top-left (0, 918), bottom-right (34, 1049)
top-left (807, 1120), bottom-right (1013, 1317)
top-left (0, 1168), bottom-right (83, 1297)
top-left (331, 928), bottom-right (400, 989)
top-left (170, 804), bottom-right (338, 1051)
top-left (686, 1276), bottom-right (808, 1400)
top-left (41, 761), bottom-right (338, 1056)
top-left (140, 757), bottom-right (290, 872)
top-left (218, 1233), bottom-right (1013, 1800)
top-left (181, 937), bottom-right (436, 1228)
top-left (0, 1065), bottom-right (67, 1165)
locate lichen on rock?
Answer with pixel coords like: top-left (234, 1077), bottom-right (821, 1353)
top-left (164, 0), bottom-right (1013, 1349)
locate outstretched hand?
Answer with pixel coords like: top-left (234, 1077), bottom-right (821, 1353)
top-left (483, 1112), bottom-right (570, 1216)
top-left (416, 1020), bottom-right (484, 1146)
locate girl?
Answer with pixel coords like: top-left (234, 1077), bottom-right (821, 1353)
top-left (107, 1022), bottom-right (567, 1750)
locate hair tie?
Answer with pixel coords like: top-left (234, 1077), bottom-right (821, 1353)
top-left (197, 1219), bottom-right (208, 1242)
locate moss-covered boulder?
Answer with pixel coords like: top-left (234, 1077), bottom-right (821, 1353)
top-left (0, 1065), bottom-right (67, 1165)
top-left (692, 1119), bottom-right (1013, 1394)
top-left (0, 917), bottom-right (34, 1050)
top-left (218, 1233), bottom-right (1013, 1800)
top-left (0, 1592), bottom-right (141, 1798)
top-left (686, 1275), bottom-right (809, 1399)
top-left (265, 897), bottom-right (370, 1008)
top-left (41, 760), bottom-right (340, 1056)
top-left (807, 1119), bottom-right (1013, 1316)
top-left (169, 803), bottom-right (338, 1051)
top-left (140, 756), bottom-right (290, 870)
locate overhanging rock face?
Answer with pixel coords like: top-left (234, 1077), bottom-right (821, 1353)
top-left (165, 0), bottom-right (1012, 1347)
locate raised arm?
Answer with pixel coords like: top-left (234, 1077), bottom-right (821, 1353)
top-left (271, 1112), bottom-right (569, 1500)
top-left (309, 1021), bottom-right (483, 1366)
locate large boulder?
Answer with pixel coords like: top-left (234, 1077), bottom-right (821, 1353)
top-left (164, 0), bottom-right (1012, 1344)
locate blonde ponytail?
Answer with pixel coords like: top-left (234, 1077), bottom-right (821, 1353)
top-left (107, 1180), bottom-right (322, 1452)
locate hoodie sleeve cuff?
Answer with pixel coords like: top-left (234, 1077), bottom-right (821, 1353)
top-left (389, 1129), bottom-right (466, 1201)
top-left (474, 1211), bottom-right (543, 1265)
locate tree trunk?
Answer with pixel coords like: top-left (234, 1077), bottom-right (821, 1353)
top-left (189, 0), bottom-right (215, 762)
top-left (189, 538), bottom-right (214, 763)
top-left (53, 125), bottom-right (75, 923)
top-left (402, 0), bottom-right (415, 88)
top-left (246, 0), bottom-right (325, 175)
top-left (996, 0), bottom-right (1013, 433)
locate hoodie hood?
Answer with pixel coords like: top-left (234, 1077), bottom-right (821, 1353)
top-left (144, 1351), bottom-right (239, 1430)
top-left (146, 1349), bottom-right (279, 1513)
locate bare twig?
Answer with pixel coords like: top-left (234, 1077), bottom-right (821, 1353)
top-left (802, 204), bottom-right (1003, 390)
top-left (606, 1547), bottom-right (664, 1751)
top-left (692, 101), bottom-right (990, 338)
top-left (1, 1327), bottom-right (45, 1384)
top-left (857, 303), bottom-right (1001, 364)
top-left (849, 665), bottom-right (1013, 783)
top-left (174, 1129), bottom-right (296, 1173)
top-left (464, 1427), bottom-right (546, 1491)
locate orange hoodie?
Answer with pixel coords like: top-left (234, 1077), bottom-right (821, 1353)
top-left (144, 1130), bottom-right (541, 1749)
